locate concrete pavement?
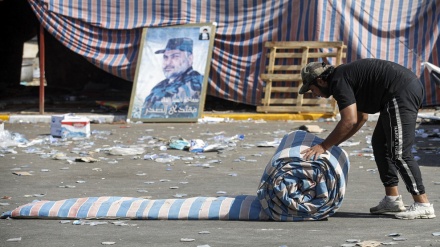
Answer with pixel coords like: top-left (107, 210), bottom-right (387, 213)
top-left (0, 117), bottom-right (439, 247)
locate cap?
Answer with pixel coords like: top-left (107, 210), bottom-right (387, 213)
top-left (155, 38), bottom-right (193, 54)
top-left (299, 62), bottom-right (330, 94)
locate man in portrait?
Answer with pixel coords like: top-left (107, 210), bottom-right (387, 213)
top-left (199, 28), bottom-right (210, 40)
top-left (141, 37), bottom-right (203, 119)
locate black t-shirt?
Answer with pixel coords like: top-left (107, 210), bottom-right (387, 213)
top-left (328, 58), bottom-right (419, 114)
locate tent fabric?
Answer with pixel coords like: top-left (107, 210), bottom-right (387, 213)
top-left (1, 131), bottom-right (349, 221)
top-left (257, 130), bottom-right (349, 221)
top-left (421, 62), bottom-right (440, 106)
top-left (1, 196), bottom-right (268, 220)
top-left (27, 0), bottom-right (440, 106)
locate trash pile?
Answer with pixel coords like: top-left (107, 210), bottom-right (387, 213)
top-left (0, 117), bottom-right (291, 168)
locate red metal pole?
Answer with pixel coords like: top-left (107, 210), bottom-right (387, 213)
top-left (39, 24), bottom-right (45, 114)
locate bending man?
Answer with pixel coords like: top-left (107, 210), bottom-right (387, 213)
top-left (299, 59), bottom-right (435, 220)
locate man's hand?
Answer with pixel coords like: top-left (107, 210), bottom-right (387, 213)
top-left (300, 143), bottom-right (327, 161)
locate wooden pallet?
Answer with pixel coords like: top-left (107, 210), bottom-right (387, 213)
top-left (257, 41), bottom-right (346, 114)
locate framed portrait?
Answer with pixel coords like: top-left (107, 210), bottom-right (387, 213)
top-left (128, 23), bottom-right (216, 122)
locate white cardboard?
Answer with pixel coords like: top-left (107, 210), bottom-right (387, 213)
top-left (50, 114), bottom-right (66, 137)
top-left (61, 117), bottom-right (90, 138)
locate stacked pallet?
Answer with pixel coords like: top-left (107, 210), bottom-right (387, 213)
top-left (257, 41), bottom-right (346, 114)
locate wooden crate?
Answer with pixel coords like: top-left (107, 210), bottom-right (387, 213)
top-left (257, 41), bottom-right (346, 114)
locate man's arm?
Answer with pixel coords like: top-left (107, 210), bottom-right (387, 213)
top-left (336, 110), bottom-right (368, 146)
top-left (301, 103), bottom-right (367, 160)
top-left (321, 103), bottom-right (368, 149)
top-left (321, 103), bottom-right (368, 150)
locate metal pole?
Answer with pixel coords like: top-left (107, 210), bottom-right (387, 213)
top-left (39, 24), bottom-right (45, 114)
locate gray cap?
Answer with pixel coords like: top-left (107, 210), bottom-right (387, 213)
top-left (299, 62), bottom-right (330, 94)
top-left (155, 37), bottom-right (193, 54)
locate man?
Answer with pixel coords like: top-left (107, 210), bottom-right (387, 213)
top-left (299, 58), bottom-right (435, 220)
top-left (199, 28), bottom-right (210, 40)
top-left (141, 37), bottom-right (203, 119)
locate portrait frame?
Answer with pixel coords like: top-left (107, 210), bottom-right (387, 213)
top-left (128, 23), bottom-right (216, 122)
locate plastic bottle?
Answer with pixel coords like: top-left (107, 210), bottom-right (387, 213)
top-left (224, 134), bottom-right (245, 142)
top-left (233, 134), bottom-right (245, 140)
top-left (189, 139), bottom-right (205, 153)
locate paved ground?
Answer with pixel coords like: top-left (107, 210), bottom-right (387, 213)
top-left (0, 119), bottom-right (439, 247)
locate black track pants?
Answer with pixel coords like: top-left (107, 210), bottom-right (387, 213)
top-left (371, 80), bottom-right (425, 195)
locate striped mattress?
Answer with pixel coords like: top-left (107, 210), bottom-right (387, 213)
top-left (1, 131), bottom-right (349, 221)
top-left (257, 130), bottom-right (349, 221)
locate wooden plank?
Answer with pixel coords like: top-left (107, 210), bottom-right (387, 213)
top-left (265, 41), bottom-right (344, 49)
top-left (261, 86), bottom-right (298, 93)
top-left (264, 98), bottom-right (333, 105)
top-left (274, 52), bottom-right (343, 59)
top-left (257, 105), bottom-right (335, 113)
top-left (261, 74), bottom-right (301, 81)
top-left (268, 47), bottom-right (277, 74)
top-left (335, 46), bottom-right (343, 67)
top-left (261, 46), bottom-right (277, 106)
top-left (273, 53), bottom-right (304, 59)
top-left (267, 65), bottom-right (303, 71)
top-left (261, 99), bottom-right (331, 105)
top-left (262, 79), bottom-right (273, 106)
top-left (297, 47), bottom-right (310, 107)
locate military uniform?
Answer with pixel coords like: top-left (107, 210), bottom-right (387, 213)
top-left (141, 67), bottom-right (203, 119)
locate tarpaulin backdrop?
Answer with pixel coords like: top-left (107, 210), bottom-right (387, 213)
top-left (28, 0), bottom-right (440, 106)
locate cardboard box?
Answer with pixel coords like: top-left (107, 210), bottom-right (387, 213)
top-left (50, 115), bottom-right (66, 137)
top-left (61, 117), bottom-right (90, 138)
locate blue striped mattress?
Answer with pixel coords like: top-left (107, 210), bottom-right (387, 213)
top-left (1, 131), bottom-right (349, 221)
top-left (257, 130), bottom-right (349, 221)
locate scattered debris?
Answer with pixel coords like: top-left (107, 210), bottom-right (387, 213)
top-left (298, 125), bottom-right (325, 133)
top-left (75, 157), bottom-right (99, 163)
top-left (109, 147), bottom-right (144, 156)
top-left (381, 242), bottom-right (398, 245)
top-left (339, 141), bottom-right (361, 147)
top-left (58, 185), bottom-right (76, 188)
top-left (355, 240), bottom-right (381, 247)
top-left (392, 237), bottom-right (407, 241)
top-left (13, 171), bottom-right (32, 176)
top-left (256, 139), bottom-right (281, 147)
top-left (6, 237), bottom-right (22, 242)
top-left (72, 220), bottom-right (108, 226)
top-left (101, 241), bottom-right (116, 245)
top-left (180, 238), bottom-right (196, 242)
top-left (346, 239), bottom-right (361, 243)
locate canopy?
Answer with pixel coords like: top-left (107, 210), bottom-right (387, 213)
top-left (28, 0), bottom-right (440, 106)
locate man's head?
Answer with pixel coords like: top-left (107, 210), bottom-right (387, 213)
top-left (299, 62), bottom-right (333, 97)
top-left (156, 38), bottom-right (194, 80)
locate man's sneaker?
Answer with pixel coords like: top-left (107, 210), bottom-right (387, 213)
top-left (395, 203), bottom-right (436, 220)
top-left (370, 195), bottom-right (406, 214)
